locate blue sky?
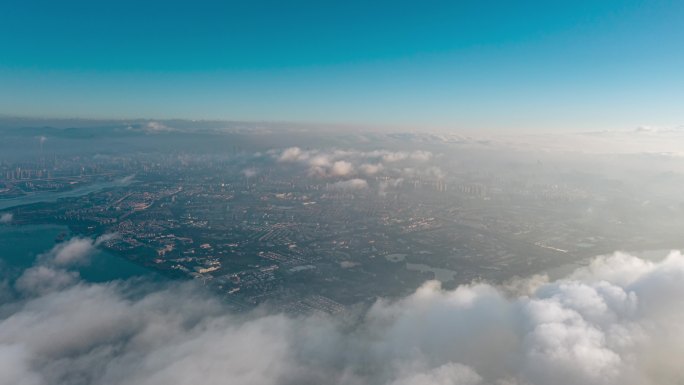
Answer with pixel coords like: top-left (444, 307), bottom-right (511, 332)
top-left (1, 0), bottom-right (683, 131)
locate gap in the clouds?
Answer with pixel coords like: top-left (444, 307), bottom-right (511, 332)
top-left (0, 224), bottom-right (154, 283)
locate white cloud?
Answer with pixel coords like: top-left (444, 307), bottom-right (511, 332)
top-left (14, 234), bottom-right (117, 296)
top-left (400, 166), bottom-right (445, 179)
top-left (485, 128), bottom-right (684, 156)
top-left (339, 261), bottom-right (360, 269)
top-left (50, 238), bottom-right (98, 267)
top-left (374, 150), bottom-right (432, 163)
top-left (330, 161), bottom-right (354, 177)
top-left (0, 345), bottom-right (43, 385)
top-left (359, 163), bottom-right (384, 176)
top-left (308, 154), bottom-right (331, 168)
top-left (273, 148), bottom-right (439, 180)
top-left (14, 266), bottom-right (79, 296)
top-left (327, 179), bottom-right (369, 190)
top-left (390, 363), bottom-right (482, 385)
top-left (0, 213), bottom-right (13, 224)
top-left (4, 242), bottom-right (684, 385)
top-left (409, 150), bottom-right (433, 162)
top-left (278, 147), bottom-right (308, 162)
top-left (143, 121), bottom-right (175, 133)
top-left (44, 234), bottom-right (115, 267)
top-left (381, 151), bottom-right (408, 162)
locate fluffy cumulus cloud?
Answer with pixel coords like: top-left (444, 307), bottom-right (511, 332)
top-left (330, 161), bottom-right (354, 177)
top-left (3, 245), bottom-right (684, 385)
top-left (142, 121), bottom-right (175, 133)
top-left (273, 147), bottom-right (439, 181)
top-left (14, 266), bottom-right (80, 297)
top-left (278, 147), bottom-right (307, 162)
top-left (359, 163), bottom-right (384, 176)
top-left (13, 234), bottom-right (117, 296)
top-left (327, 178), bottom-right (369, 190)
top-left (0, 213), bottom-right (13, 224)
top-left (46, 234), bottom-right (117, 267)
top-left (408, 150), bottom-right (433, 162)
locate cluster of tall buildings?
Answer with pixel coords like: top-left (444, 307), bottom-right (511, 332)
top-left (4, 167), bottom-right (52, 180)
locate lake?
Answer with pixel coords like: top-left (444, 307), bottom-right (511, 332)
top-left (0, 223), bottom-right (152, 283)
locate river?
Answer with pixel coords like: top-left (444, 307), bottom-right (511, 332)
top-left (0, 178), bottom-right (132, 210)
top-left (0, 178), bottom-right (153, 283)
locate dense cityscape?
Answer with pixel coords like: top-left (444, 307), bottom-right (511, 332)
top-left (3, 126), bottom-right (683, 315)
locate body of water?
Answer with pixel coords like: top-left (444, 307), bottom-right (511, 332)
top-left (0, 223), bottom-right (152, 283)
top-left (406, 263), bottom-right (458, 283)
top-left (0, 178), bottom-right (131, 210)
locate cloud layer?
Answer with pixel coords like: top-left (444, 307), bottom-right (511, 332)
top-left (270, 147), bottom-right (444, 196)
top-left (275, 147), bottom-right (440, 178)
top-left (2, 243), bottom-right (684, 385)
top-left (0, 213), bottom-right (12, 224)
top-left (327, 178), bottom-right (369, 190)
top-left (14, 234), bottom-right (117, 296)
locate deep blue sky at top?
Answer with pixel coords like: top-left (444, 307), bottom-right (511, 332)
top-left (1, 0), bottom-right (683, 131)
